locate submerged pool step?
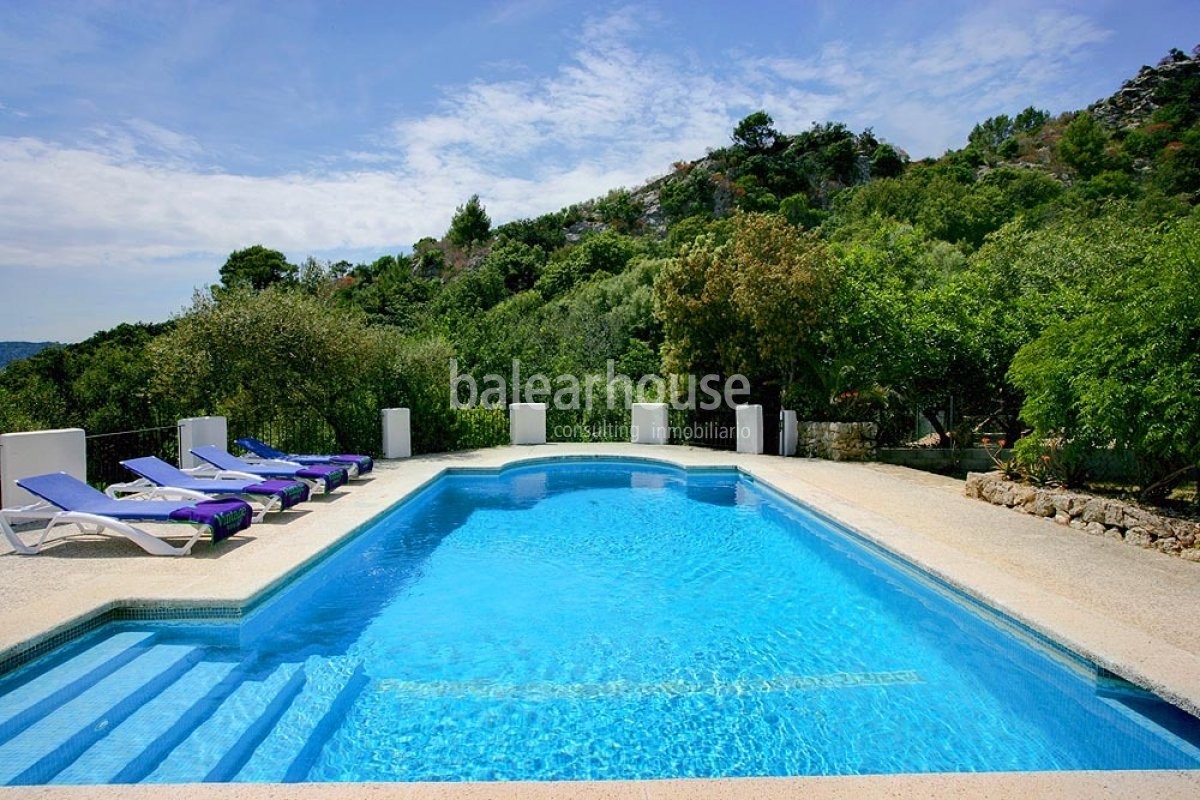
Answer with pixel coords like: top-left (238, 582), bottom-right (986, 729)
top-left (51, 660), bottom-right (240, 785)
top-left (0, 644), bottom-right (201, 786)
top-left (142, 662), bottom-right (304, 784)
top-left (0, 631), bottom-right (156, 744)
top-left (235, 657), bottom-right (368, 783)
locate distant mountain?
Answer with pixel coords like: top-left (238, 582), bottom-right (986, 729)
top-left (0, 341), bottom-right (59, 369)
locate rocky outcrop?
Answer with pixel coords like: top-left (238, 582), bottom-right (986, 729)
top-left (965, 472), bottom-right (1200, 561)
top-left (1088, 46), bottom-right (1200, 130)
top-left (798, 422), bottom-right (877, 461)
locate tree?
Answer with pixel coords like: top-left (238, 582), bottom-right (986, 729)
top-left (446, 195), bottom-right (492, 249)
top-left (535, 230), bottom-right (637, 298)
top-left (218, 245), bottom-right (296, 291)
top-left (870, 143), bottom-right (906, 178)
top-left (1013, 106), bottom-right (1050, 134)
top-left (1057, 113), bottom-right (1109, 178)
top-left (150, 287), bottom-right (404, 452)
top-left (595, 188), bottom-right (644, 232)
top-left (1009, 213), bottom-right (1200, 487)
top-left (654, 212), bottom-right (838, 398)
top-left (732, 111), bottom-right (781, 152)
top-left (969, 114), bottom-right (1014, 152)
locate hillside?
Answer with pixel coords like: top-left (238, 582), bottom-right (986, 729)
top-left (0, 342), bottom-right (58, 370)
top-left (1, 44), bottom-right (1198, 498)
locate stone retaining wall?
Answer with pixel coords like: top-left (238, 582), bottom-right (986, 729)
top-left (798, 422), bottom-right (877, 461)
top-left (965, 472), bottom-right (1200, 561)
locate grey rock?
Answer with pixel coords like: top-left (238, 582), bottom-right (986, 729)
top-left (1124, 527), bottom-right (1156, 548)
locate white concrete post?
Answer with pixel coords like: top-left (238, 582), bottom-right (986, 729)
top-left (381, 408), bottom-right (412, 459)
top-left (509, 403), bottom-right (546, 445)
top-left (736, 404), bottom-right (764, 455)
top-left (0, 428), bottom-right (87, 507)
top-left (178, 416), bottom-right (227, 469)
top-left (781, 410), bottom-right (798, 457)
top-left (630, 402), bottom-right (669, 445)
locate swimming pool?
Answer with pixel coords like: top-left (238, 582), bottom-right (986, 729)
top-left (0, 458), bottom-right (1197, 785)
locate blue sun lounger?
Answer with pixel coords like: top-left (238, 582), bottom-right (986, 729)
top-left (189, 446), bottom-right (348, 493)
top-left (108, 456), bottom-right (310, 521)
top-left (234, 436), bottom-right (373, 478)
top-left (0, 472), bottom-right (252, 557)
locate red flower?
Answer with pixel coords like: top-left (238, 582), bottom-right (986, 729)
top-left (980, 436), bottom-right (991, 444)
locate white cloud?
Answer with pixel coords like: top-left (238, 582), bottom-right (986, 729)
top-left (0, 3), bottom-right (1115, 340)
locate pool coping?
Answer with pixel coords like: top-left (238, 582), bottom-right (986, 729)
top-left (1, 443), bottom-right (1199, 798)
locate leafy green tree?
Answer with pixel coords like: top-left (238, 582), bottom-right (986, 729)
top-left (150, 287), bottom-right (404, 452)
top-left (535, 231), bottom-right (637, 298)
top-left (218, 245), bottom-right (296, 291)
top-left (779, 193), bottom-right (827, 229)
top-left (1154, 126), bottom-right (1200, 197)
top-left (1057, 113), bottom-right (1109, 178)
top-left (595, 188), bottom-right (644, 232)
top-left (484, 239), bottom-right (547, 294)
top-left (1013, 106), bottom-right (1050, 133)
top-left (495, 211), bottom-right (567, 252)
top-left (870, 143), bottom-right (906, 178)
top-left (411, 237), bottom-right (446, 278)
top-left (969, 114), bottom-right (1014, 152)
top-left (732, 111), bottom-right (781, 152)
top-left (655, 212), bottom-right (838, 397)
top-left (1010, 213), bottom-right (1200, 486)
top-left (659, 166), bottom-right (717, 223)
top-left (446, 194), bottom-right (492, 249)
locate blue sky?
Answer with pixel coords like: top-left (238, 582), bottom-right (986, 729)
top-left (0, 0), bottom-right (1194, 341)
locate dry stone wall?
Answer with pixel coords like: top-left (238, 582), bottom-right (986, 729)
top-left (965, 472), bottom-right (1200, 561)
top-left (797, 422), bottom-right (877, 461)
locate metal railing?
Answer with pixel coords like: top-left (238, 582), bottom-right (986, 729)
top-left (85, 425), bottom-right (181, 487)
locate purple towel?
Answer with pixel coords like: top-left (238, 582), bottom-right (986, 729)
top-left (168, 499), bottom-right (252, 543)
top-left (331, 454), bottom-right (373, 474)
top-left (298, 464), bottom-right (348, 491)
top-left (244, 479), bottom-right (309, 509)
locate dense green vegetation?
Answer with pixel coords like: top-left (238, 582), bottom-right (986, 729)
top-left (3, 48), bottom-right (1198, 498)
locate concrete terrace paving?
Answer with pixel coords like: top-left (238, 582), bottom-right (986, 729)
top-left (0, 443), bottom-right (1198, 799)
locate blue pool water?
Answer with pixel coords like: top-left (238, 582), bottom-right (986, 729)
top-left (1, 459), bottom-right (1198, 785)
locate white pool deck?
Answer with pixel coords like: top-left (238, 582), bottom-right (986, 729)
top-left (1, 443), bottom-right (1198, 799)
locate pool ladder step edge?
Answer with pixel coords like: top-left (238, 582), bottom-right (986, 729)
top-left (7, 646), bottom-right (204, 786)
top-left (0, 633), bottom-right (157, 746)
top-left (204, 666), bottom-right (308, 782)
top-left (109, 660), bottom-right (253, 784)
top-left (282, 663), bottom-right (369, 783)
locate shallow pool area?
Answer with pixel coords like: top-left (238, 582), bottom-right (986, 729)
top-left (0, 458), bottom-right (1198, 785)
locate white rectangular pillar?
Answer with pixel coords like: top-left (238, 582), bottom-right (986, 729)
top-left (736, 404), bottom-right (764, 455)
top-left (509, 403), bottom-right (546, 445)
top-left (0, 428), bottom-right (87, 507)
top-left (630, 402), bottom-right (668, 445)
top-left (781, 410), bottom-right (798, 456)
top-left (178, 416), bottom-right (227, 469)
top-left (381, 408), bottom-right (412, 459)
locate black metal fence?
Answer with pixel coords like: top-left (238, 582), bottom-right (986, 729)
top-left (435, 407), bottom-right (510, 454)
top-left (546, 405), bottom-right (632, 443)
top-left (86, 425), bottom-right (181, 488)
top-left (228, 406), bottom-right (382, 459)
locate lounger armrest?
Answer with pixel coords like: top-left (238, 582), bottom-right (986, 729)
top-left (212, 469), bottom-right (263, 482)
top-left (241, 457), bottom-right (304, 469)
top-left (124, 486), bottom-right (212, 503)
top-left (106, 479), bottom-right (155, 499)
top-left (181, 466), bottom-right (261, 482)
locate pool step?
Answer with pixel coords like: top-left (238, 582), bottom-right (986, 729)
top-left (0, 631), bottom-right (156, 744)
top-left (142, 662), bottom-right (305, 783)
top-left (235, 656), bottom-right (367, 783)
top-left (0, 644), bottom-right (201, 785)
top-left (52, 659), bottom-right (239, 785)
